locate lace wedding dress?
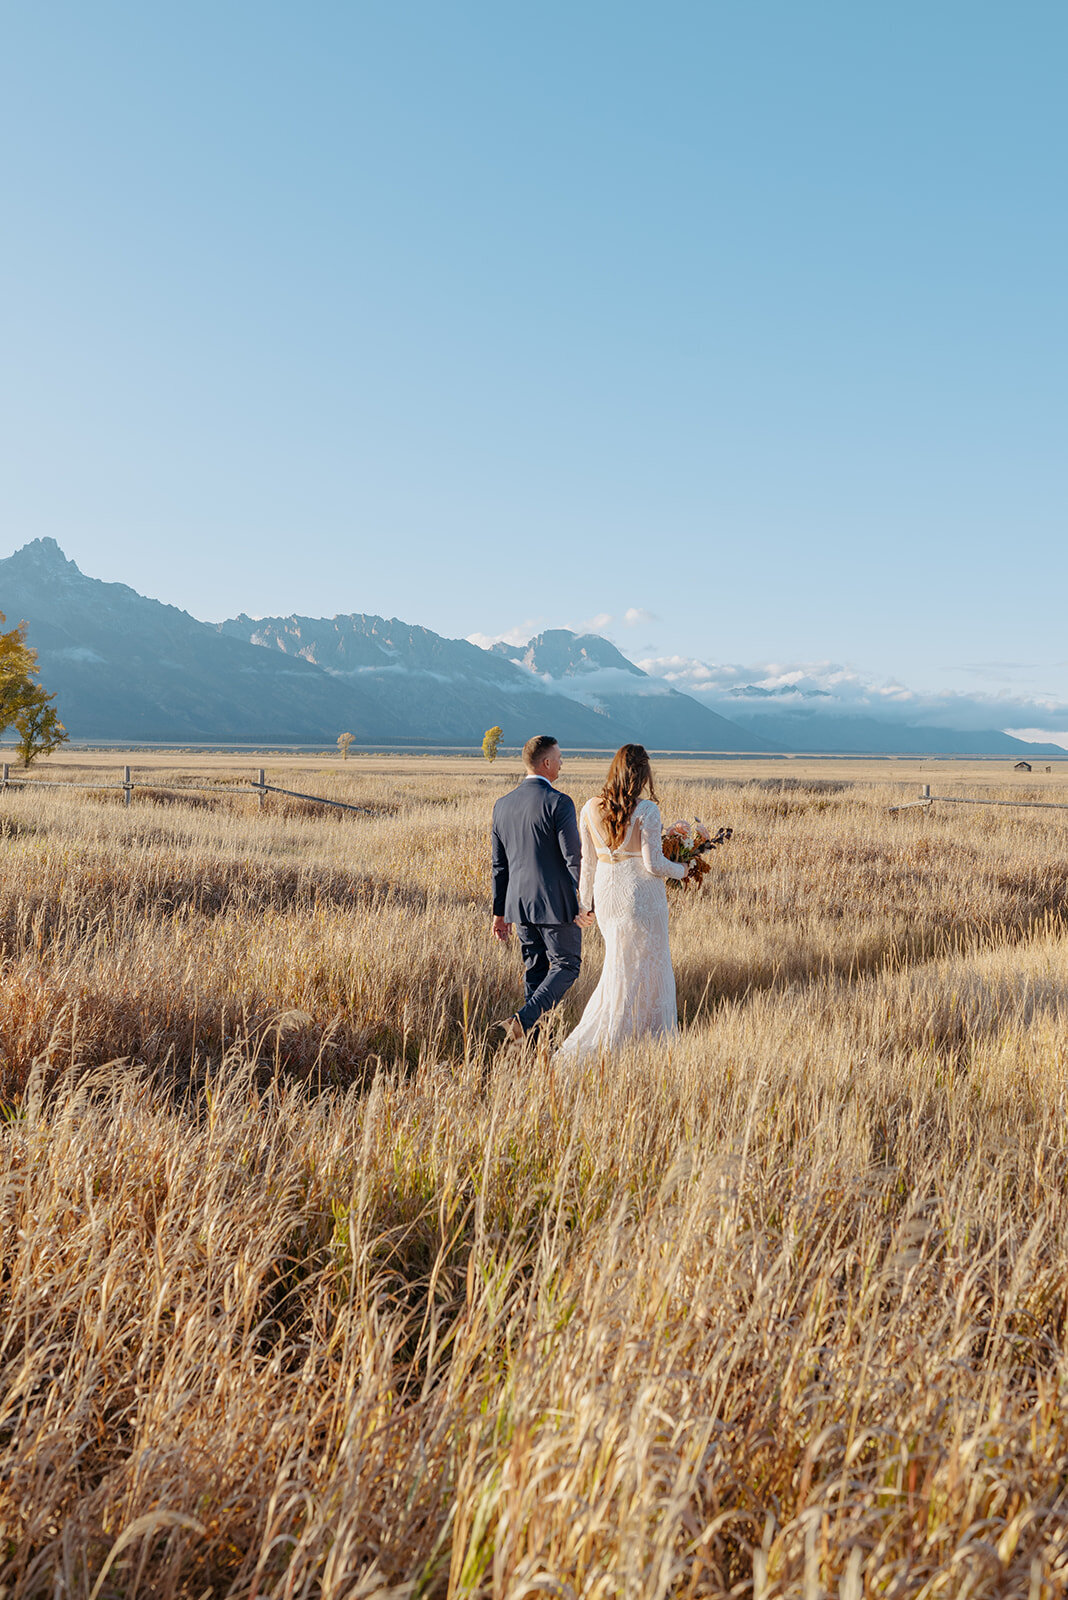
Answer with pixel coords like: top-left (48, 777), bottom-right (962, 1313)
top-left (555, 797), bottom-right (688, 1063)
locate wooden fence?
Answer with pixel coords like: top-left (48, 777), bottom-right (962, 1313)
top-left (4, 765), bottom-right (1066, 821)
top-left (890, 784), bottom-right (1068, 814)
top-left (0, 765), bottom-right (373, 815)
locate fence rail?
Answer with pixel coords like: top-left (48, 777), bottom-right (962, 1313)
top-left (0, 764), bottom-right (373, 815)
top-left (890, 783), bottom-right (1068, 814)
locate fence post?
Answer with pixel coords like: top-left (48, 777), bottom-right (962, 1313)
top-left (123, 765), bottom-right (132, 807)
top-left (1, 763), bottom-right (7, 793)
top-left (257, 768), bottom-right (265, 810)
top-left (921, 784), bottom-right (930, 799)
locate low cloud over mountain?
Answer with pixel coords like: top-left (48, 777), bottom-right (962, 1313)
top-left (636, 653), bottom-right (1068, 754)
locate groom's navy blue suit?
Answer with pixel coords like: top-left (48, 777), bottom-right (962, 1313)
top-left (492, 775), bottom-right (583, 1034)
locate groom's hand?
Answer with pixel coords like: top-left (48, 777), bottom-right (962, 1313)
top-left (575, 910), bottom-right (596, 928)
top-left (491, 915), bottom-right (512, 943)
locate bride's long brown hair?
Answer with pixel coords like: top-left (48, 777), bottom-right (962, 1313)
top-left (598, 744), bottom-right (657, 846)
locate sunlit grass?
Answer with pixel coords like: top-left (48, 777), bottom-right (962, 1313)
top-left (2, 759), bottom-right (1068, 1596)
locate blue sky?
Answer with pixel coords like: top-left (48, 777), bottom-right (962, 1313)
top-left (2, 3), bottom-right (1066, 731)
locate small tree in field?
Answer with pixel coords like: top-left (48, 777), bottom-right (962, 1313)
top-left (14, 700), bottom-right (68, 768)
top-left (337, 732), bottom-right (354, 760)
top-left (482, 726), bottom-right (503, 763)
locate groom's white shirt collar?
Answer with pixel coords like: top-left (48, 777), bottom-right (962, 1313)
top-left (524, 773), bottom-right (552, 785)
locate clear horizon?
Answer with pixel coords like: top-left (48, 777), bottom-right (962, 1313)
top-left (3, 4), bottom-right (1065, 724)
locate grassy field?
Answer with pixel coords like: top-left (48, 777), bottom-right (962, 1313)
top-left (2, 752), bottom-right (1068, 1597)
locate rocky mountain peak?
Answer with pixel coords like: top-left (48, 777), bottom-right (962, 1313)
top-left (10, 537), bottom-right (81, 576)
top-left (494, 628), bottom-right (645, 679)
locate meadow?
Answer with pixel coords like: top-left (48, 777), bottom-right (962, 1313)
top-left (2, 751), bottom-right (1068, 1598)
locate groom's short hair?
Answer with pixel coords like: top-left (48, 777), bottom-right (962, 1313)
top-left (522, 734), bottom-right (559, 771)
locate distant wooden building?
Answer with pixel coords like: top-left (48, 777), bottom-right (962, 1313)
top-left (1014, 760), bottom-right (1032, 771)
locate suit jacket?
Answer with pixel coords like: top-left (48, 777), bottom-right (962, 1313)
top-left (491, 777), bottom-right (581, 925)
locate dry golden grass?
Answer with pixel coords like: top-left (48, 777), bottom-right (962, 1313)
top-left (3, 754), bottom-right (1068, 1597)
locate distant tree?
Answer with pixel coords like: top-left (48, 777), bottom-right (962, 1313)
top-left (0, 612), bottom-right (67, 765)
top-left (337, 732), bottom-right (355, 760)
top-left (482, 725), bottom-right (503, 763)
top-left (14, 700), bottom-right (68, 768)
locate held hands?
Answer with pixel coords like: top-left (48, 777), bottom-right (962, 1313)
top-left (493, 912), bottom-right (595, 939)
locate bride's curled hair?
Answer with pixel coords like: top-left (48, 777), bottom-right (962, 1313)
top-left (599, 744), bottom-right (657, 847)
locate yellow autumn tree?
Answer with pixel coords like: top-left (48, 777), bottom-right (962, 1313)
top-left (482, 725), bottom-right (503, 763)
top-left (0, 612), bottom-right (68, 767)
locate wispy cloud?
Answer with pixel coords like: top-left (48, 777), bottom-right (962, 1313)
top-left (623, 607), bottom-right (658, 626)
top-left (953, 661), bottom-right (1068, 684)
top-left (573, 612), bottom-right (614, 635)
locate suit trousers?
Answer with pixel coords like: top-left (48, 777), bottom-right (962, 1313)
top-left (516, 922), bottom-right (582, 1035)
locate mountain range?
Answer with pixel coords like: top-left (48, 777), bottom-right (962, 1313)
top-left (1, 539), bottom-right (1061, 756)
top-left (0, 539), bottom-right (764, 748)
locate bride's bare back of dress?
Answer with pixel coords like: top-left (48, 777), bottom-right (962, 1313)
top-left (555, 797), bottom-right (687, 1063)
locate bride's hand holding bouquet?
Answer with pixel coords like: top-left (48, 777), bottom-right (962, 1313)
top-left (662, 819), bottom-right (733, 888)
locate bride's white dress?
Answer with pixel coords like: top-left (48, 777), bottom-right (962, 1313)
top-left (555, 797), bottom-right (687, 1063)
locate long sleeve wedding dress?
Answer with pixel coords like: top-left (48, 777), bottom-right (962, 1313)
top-left (555, 797), bottom-right (687, 1063)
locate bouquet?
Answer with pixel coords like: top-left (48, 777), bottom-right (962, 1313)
top-left (662, 818), bottom-right (733, 887)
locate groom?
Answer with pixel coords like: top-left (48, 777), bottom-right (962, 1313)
top-left (491, 734), bottom-right (595, 1044)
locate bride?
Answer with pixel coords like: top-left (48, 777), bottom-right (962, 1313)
top-left (555, 744), bottom-right (695, 1063)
